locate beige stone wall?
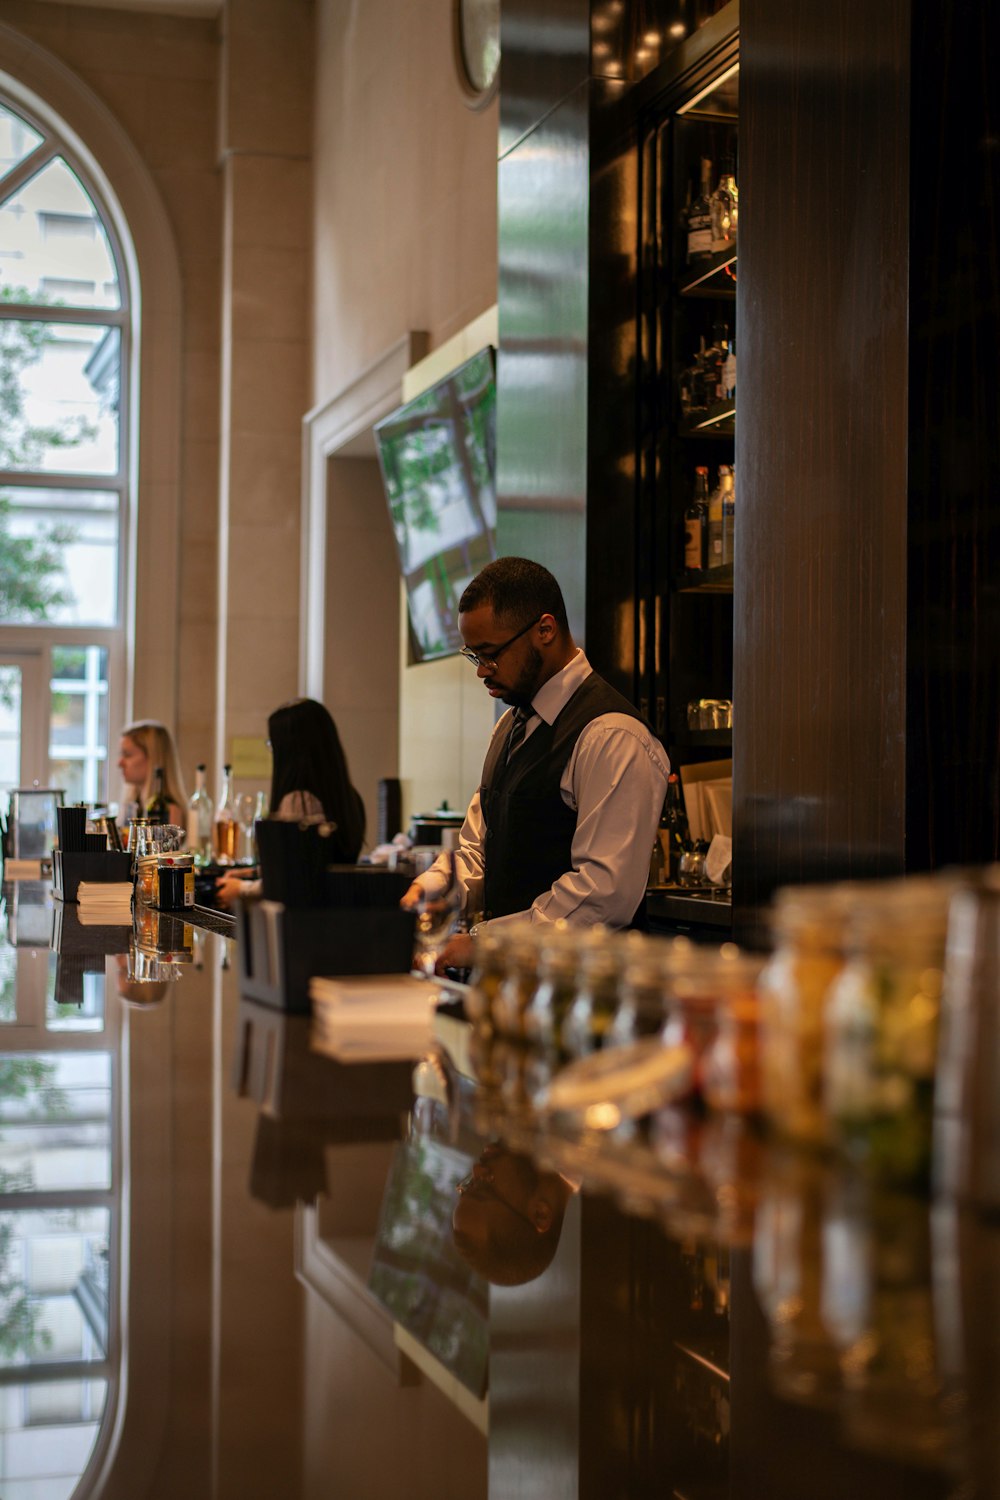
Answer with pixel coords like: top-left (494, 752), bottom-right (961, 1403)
top-left (312, 0), bottom-right (499, 835)
top-left (1, 2), bottom-right (223, 784)
top-left (313, 0), bottom-right (498, 399)
top-left (216, 0), bottom-right (312, 792)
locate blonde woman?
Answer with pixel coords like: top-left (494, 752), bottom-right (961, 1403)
top-left (117, 718), bottom-right (188, 826)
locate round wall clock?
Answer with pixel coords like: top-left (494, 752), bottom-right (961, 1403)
top-left (455, 0), bottom-right (500, 107)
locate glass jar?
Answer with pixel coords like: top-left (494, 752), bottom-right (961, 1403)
top-left (562, 927), bottom-right (622, 1057)
top-left (607, 932), bottom-right (678, 1048)
top-left (523, 921), bottom-right (577, 1046)
top-left (493, 924), bottom-right (543, 1040)
top-left (662, 942), bottom-right (744, 1098)
top-left (758, 887), bottom-right (851, 1146)
top-left (703, 982), bottom-right (763, 1115)
top-left (465, 928), bottom-right (506, 1026)
top-left (824, 880), bottom-right (952, 1185)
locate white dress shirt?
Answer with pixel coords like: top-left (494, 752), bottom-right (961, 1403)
top-left (419, 649), bottom-right (669, 931)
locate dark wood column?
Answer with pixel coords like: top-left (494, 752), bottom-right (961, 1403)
top-left (733, 0), bottom-right (912, 931)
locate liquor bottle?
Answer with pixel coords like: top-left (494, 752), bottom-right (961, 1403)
top-left (709, 157), bottom-right (738, 251)
top-left (146, 766), bottom-right (169, 824)
top-left (721, 467), bottom-right (736, 568)
top-left (707, 465), bottom-right (730, 569)
top-left (648, 833), bottom-right (666, 889)
top-left (684, 467), bottom-right (709, 573)
top-left (659, 773), bottom-right (692, 883)
top-left (212, 763), bottom-right (239, 866)
top-left (721, 335), bottom-right (736, 403)
top-left (686, 157), bottom-right (714, 264)
top-left (186, 763), bottom-right (215, 867)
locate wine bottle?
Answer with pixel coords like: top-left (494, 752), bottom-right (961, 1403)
top-left (709, 156), bottom-right (738, 251)
top-left (186, 763), bottom-right (215, 867)
top-left (212, 763), bottom-right (238, 866)
top-left (707, 465), bottom-right (729, 569)
top-left (659, 773), bottom-right (692, 883)
top-left (684, 467), bottom-right (709, 573)
top-left (686, 157), bottom-right (714, 264)
top-left (721, 466), bottom-right (736, 568)
top-left (146, 766), bottom-right (169, 824)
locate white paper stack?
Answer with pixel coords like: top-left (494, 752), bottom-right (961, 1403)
top-left (309, 973), bottom-right (440, 1062)
top-left (77, 882), bottom-right (133, 924)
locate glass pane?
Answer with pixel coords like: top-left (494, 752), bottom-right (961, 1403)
top-left (48, 645), bottom-right (110, 806)
top-left (0, 1204), bottom-right (110, 1369)
top-left (0, 103), bottom-right (43, 182)
top-left (0, 663), bottom-right (22, 806)
top-left (0, 490), bottom-right (118, 625)
top-left (0, 156), bottom-right (120, 310)
top-left (0, 1377), bottom-right (107, 1500)
top-left (0, 321), bottom-right (120, 476)
top-left (0, 900), bottom-right (16, 1023)
top-left (0, 1052), bottom-right (112, 1191)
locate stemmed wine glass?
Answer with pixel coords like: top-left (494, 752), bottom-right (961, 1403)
top-left (412, 849), bottom-right (462, 978)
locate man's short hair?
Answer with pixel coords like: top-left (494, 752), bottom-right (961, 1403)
top-left (459, 556), bottom-right (569, 632)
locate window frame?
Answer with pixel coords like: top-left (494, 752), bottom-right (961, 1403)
top-left (0, 94), bottom-right (131, 805)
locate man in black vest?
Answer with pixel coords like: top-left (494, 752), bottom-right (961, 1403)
top-left (404, 557), bottom-right (669, 972)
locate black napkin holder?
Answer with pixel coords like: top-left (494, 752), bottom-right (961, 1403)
top-left (236, 900), bottom-right (416, 1014)
top-left (53, 849), bottom-right (133, 903)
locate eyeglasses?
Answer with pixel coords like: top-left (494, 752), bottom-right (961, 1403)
top-left (459, 615), bottom-right (542, 671)
top-left (456, 1165), bottom-right (538, 1229)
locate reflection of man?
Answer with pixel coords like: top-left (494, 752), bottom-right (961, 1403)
top-left (403, 557), bottom-right (669, 970)
top-left (452, 1143), bottom-right (576, 1286)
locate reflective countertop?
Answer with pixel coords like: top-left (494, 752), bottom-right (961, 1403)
top-left (1, 880), bottom-right (998, 1499)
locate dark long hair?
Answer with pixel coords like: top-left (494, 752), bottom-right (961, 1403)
top-left (267, 699), bottom-right (365, 860)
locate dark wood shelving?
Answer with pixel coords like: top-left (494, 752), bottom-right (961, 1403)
top-left (677, 244), bottom-right (737, 298)
top-left (674, 565), bottom-right (734, 594)
top-left (679, 401), bottom-right (735, 435)
top-left (647, 888), bottom-right (732, 929)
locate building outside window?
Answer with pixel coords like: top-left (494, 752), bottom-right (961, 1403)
top-left (0, 96), bottom-right (130, 814)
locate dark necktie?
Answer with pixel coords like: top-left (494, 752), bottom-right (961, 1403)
top-left (505, 707), bottom-right (531, 764)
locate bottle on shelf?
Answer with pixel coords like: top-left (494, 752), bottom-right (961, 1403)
top-left (709, 157), bottom-right (738, 251)
top-left (648, 832), bottom-right (666, 890)
top-left (659, 773), bottom-right (692, 882)
top-left (707, 465), bottom-right (731, 569)
top-left (186, 762), bottom-right (215, 867)
top-left (145, 766), bottom-right (169, 824)
top-left (212, 762), bottom-right (238, 866)
top-left (721, 465), bottom-right (736, 568)
top-left (721, 334), bottom-right (736, 403)
top-left (684, 466), bottom-right (710, 574)
top-left (685, 157), bottom-right (714, 265)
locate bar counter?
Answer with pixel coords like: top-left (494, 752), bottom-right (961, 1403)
top-left (1, 879), bottom-right (997, 1499)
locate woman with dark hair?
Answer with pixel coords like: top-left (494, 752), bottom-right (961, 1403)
top-left (265, 698), bottom-right (365, 856)
top-left (216, 698), bottom-right (365, 906)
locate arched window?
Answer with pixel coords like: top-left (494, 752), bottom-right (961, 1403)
top-left (0, 94), bottom-right (130, 811)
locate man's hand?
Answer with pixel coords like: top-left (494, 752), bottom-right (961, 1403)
top-left (400, 880), bottom-right (423, 911)
top-left (434, 932), bottom-right (475, 974)
top-left (215, 869), bottom-right (256, 909)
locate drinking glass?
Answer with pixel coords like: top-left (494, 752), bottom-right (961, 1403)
top-left (412, 850), bottom-right (462, 977)
top-left (237, 794), bottom-right (257, 865)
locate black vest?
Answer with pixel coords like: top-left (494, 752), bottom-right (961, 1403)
top-left (480, 670), bottom-right (645, 921)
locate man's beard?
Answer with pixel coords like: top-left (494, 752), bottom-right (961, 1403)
top-left (495, 645), bottom-right (543, 708)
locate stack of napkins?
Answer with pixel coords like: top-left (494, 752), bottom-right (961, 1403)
top-left (310, 974), bottom-right (440, 1062)
top-left (77, 882), bottom-right (133, 924)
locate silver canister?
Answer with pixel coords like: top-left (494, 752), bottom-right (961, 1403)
top-left (933, 887), bottom-right (1000, 1208)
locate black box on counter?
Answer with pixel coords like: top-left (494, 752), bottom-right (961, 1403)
top-left (235, 901), bottom-right (416, 1014)
top-left (53, 849), bottom-right (133, 903)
